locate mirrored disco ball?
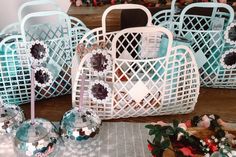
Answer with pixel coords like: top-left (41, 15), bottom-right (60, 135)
top-left (60, 107), bottom-right (101, 142)
top-left (0, 103), bottom-right (25, 135)
top-left (14, 118), bottom-right (59, 157)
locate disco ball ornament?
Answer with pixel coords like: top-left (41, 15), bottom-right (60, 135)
top-left (0, 101), bottom-right (25, 135)
top-left (60, 107), bottom-right (101, 143)
top-left (14, 118), bottom-right (59, 157)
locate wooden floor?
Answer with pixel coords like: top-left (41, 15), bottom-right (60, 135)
top-left (21, 88), bottom-right (236, 123)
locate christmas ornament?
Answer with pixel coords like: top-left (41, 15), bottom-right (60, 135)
top-left (0, 99), bottom-right (24, 135)
top-left (14, 119), bottom-right (58, 157)
top-left (60, 106), bottom-right (101, 142)
top-left (60, 74), bottom-right (101, 143)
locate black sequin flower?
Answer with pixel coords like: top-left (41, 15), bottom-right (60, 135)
top-left (221, 50), bottom-right (236, 69)
top-left (87, 49), bottom-right (111, 75)
top-left (35, 67), bottom-right (52, 87)
top-left (226, 24), bottom-right (236, 44)
top-left (91, 83), bottom-right (108, 100)
top-left (28, 40), bottom-right (49, 63)
top-left (89, 80), bottom-right (111, 103)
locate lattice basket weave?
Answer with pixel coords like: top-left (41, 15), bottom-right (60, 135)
top-left (152, 1), bottom-right (236, 89)
top-left (0, 1), bottom-right (89, 105)
top-left (72, 4), bottom-right (200, 119)
top-left (0, 0), bottom-right (89, 55)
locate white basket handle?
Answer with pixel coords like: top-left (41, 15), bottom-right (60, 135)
top-left (18, 0), bottom-right (61, 21)
top-left (111, 26), bottom-right (173, 59)
top-left (20, 11), bottom-right (71, 42)
top-left (102, 4), bottom-right (152, 34)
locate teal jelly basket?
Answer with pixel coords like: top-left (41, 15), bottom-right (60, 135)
top-left (0, 1), bottom-right (89, 105)
top-left (152, 1), bottom-right (236, 89)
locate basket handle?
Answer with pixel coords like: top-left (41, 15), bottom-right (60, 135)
top-left (178, 2), bottom-right (234, 31)
top-left (101, 4), bottom-right (152, 34)
top-left (169, 0), bottom-right (218, 31)
top-left (20, 11), bottom-right (71, 42)
top-left (18, 0), bottom-right (61, 21)
top-left (111, 26), bottom-right (173, 60)
top-left (111, 26), bottom-right (174, 99)
top-left (170, 0), bottom-right (218, 15)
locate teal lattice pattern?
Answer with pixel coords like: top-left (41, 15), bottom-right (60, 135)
top-left (0, 3), bottom-right (89, 105)
top-left (152, 2), bottom-right (236, 88)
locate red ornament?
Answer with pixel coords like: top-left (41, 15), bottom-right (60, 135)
top-left (93, 0), bottom-right (97, 6)
top-left (179, 147), bottom-right (195, 157)
top-left (148, 144), bottom-right (154, 151)
top-left (179, 0), bottom-right (185, 5)
top-left (210, 144), bottom-right (218, 152)
top-left (203, 138), bottom-right (218, 152)
top-left (204, 138), bottom-right (212, 145)
top-left (185, 120), bottom-right (192, 128)
top-left (111, 0), bottom-right (116, 5)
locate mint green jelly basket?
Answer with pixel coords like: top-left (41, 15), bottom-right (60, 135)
top-left (0, 1), bottom-right (89, 105)
top-left (152, 1), bottom-right (236, 89)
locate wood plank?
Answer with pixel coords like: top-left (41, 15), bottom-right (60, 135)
top-left (68, 5), bottom-right (121, 31)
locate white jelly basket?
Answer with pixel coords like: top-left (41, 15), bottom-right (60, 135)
top-left (72, 4), bottom-right (200, 119)
top-left (152, 1), bottom-right (236, 89)
top-left (0, 1), bottom-right (89, 105)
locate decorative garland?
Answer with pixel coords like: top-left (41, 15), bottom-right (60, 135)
top-left (146, 115), bottom-right (236, 157)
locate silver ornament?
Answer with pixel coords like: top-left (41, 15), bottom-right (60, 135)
top-left (14, 118), bottom-right (59, 157)
top-left (0, 102), bottom-right (25, 135)
top-left (60, 107), bottom-right (101, 142)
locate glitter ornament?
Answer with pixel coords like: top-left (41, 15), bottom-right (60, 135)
top-left (60, 74), bottom-right (101, 143)
top-left (0, 100), bottom-right (25, 135)
top-left (14, 118), bottom-right (59, 157)
top-left (60, 107), bottom-right (101, 142)
top-left (14, 39), bottom-right (58, 156)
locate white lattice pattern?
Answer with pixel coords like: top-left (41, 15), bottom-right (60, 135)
top-left (72, 25), bottom-right (200, 119)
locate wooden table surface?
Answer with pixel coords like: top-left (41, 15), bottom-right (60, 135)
top-left (20, 87), bottom-right (236, 123)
